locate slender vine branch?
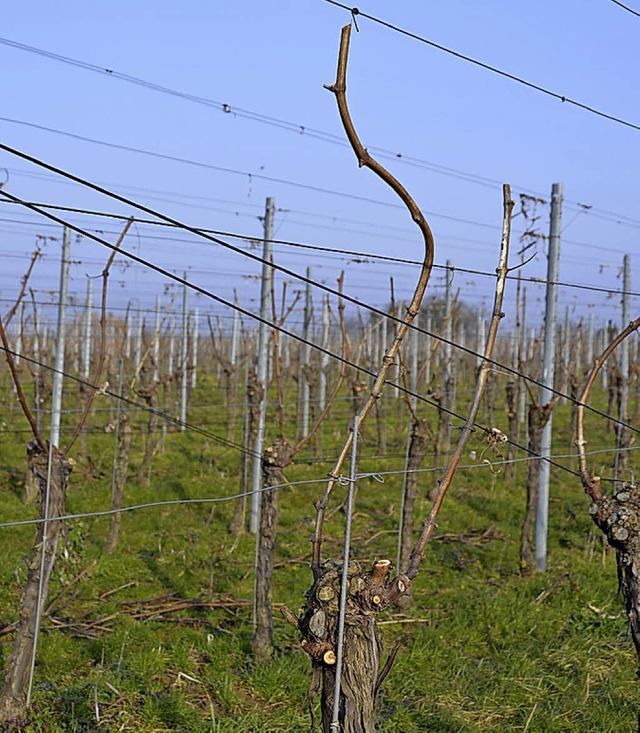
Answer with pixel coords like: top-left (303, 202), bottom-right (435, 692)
top-left (0, 312), bottom-right (45, 450)
top-left (293, 273), bottom-right (347, 454)
top-left (64, 218), bottom-right (133, 454)
top-left (576, 316), bottom-right (640, 502)
top-left (4, 248), bottom-right (41, 327)
top-left (311, 23), bottom-right (435, 573)
top-left (403, 185), bottom-right (513, 583)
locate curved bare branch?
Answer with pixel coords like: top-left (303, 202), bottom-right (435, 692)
top-left (311, 24), bottom-right (435, 573)
top-left (576, 316), bottom-right (640, 502)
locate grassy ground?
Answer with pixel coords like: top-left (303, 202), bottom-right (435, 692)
top-left (0, 372), bottom-right (638, 731)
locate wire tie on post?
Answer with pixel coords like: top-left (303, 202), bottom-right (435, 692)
top-left (351, 7), bottom-right (360, 31)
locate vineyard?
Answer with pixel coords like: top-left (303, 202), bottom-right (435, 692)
top-left (2, 4), bottom-right (640, 732)
top-left (0, 204), bottom-right (637, 731)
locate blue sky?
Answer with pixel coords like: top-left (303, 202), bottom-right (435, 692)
top-left (0, 0), bottom-right (638, 332)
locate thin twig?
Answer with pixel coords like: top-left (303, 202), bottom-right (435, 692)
top-left (4, 248), bottom-right (41, 326)
top-left (403, 185), bottom-right (513, 583)
top-left (64, 218), bottom-right (133, 454)
top-left (576, 316), bottom-right (640, 501)
top-left (0, 310), bottom-right (45, 449)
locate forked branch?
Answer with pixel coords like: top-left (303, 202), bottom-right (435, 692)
top-left (4, 248), bottom-right (40, 327)
top-left (399, 185), bottom-right (513, 587)
top-left (311, 23), bottom-right (435, 573)
top-left (0, 249), bottom-right (46, 449)
top-left (64, 218), bottom-right (133, 454)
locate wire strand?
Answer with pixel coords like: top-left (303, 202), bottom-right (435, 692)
top-left (321, 1), bottom-right (640, 133)
top-left (0, 181), bottom-right (636, 442)
top-left (3, 200), bottom-right (638, 299)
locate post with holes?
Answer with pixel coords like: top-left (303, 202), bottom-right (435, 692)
top-left (180, 273), bottom-right (189, 432)
top-left (134, 307), bottom-right (143, 373)
top-left (191, 307), bottom-right (199, 390)
top-left (50, 227), bottom-right (71, 449)
top-left (444, 260), bottom-right (453, 450)
top-left (230, 295), bottom-right (240, 367)
top-left (615, 254), bottom-right (632, 481)
top-left (410, 312), bottom-right (419, 408)
top-left (300, 267), bottom-right (313, 438)
top-left (15, 302), bottom-right (23, 367)
top-left (82, 277), bottom-right (93, 380)
top-left (153, 295), bottom-right (161, 383)
top-left (319, 293), bottom-right (330, 412)
top-left (535, 182), bottom-right (563, 572)
top-left (518, 287), bottom-right (528, 425)
top-left (249, 197), bottom-right (274, 533)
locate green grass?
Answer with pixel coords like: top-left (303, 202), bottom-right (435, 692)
top-left (0, 370), bottom-right (638, 731)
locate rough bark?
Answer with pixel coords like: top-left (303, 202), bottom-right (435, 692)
top-left (0, 442), bottom-right (72, 724)
top-left (399, 417), bottom-right (432, 570)
top-left (105, 418), bottom-right (132, 554)
top-left (297, 559), bottom-right (403, 732)
top-left (136, 386), bottom-right (159, 487)
top-left (520, 403), bottom-right (553, 574)
top-left (252, 438), bottom-right (294, 660)
top-left (350, 379), bottom-right (366, 417)
top-left (230, 369), bottom-right (262, 537)
top-left (588, 486), bottom-right (640, 670)
top-left (505, 380), bottom-right (518, 482)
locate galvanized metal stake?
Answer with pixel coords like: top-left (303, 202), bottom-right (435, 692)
top-left (180, 273), bottom-right (189, 431)
top-left (249, 197), bottom-right (274, 533)
top-left (50, 227), bottom-right (71, 448)
top-left (535, 183), bottom-right (563, 573)
top-left (331, 415), bottom-right (359, 731)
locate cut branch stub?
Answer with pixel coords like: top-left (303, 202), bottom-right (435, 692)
top-left (588, 483), bottom-right (640, 669)
top-left (297, 557), bottom-right (410, 730)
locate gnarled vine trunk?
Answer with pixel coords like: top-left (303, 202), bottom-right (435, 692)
top-left (298, 559), bottom-right (401, 732)
top-left (0, 442), bottom-right (73, 724)
top-left (398, 417), bottom-right (432, 570)
top-left (252, 438), bottom-right (294, 660)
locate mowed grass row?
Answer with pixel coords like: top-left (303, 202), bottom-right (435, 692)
top-left (0, 369), bottom-right (637, 731)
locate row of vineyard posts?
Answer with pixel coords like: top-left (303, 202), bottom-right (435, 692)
top-left (0, 24), bottom-right (638, 732)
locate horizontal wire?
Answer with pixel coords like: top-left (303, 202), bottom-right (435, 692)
top-left (0, 115), bottom-right (507, 232)
top-left (0, 345), bottom-right (260, 460)
top-left (2, 200), bottom-right (637, 299)
top-left (0, 476), bottom-right (328, 529)
top-left (321, 1), bottom-right (640, 133)
top-left (0, 305), bottom-right (631, 493)
top-left (0, 179), bottom-right (636, 442)
top-left (1, 443), bottom-right (636, 531)
top-left (0, 38), bottom-right (636, 231)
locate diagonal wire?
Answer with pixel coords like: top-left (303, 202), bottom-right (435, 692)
top-left (609, 0), bottom-right (640, 17)
top-left (2, 200), bottom-right (639, 298)
top-left (0, 166), bottom-right (635, 437)
top-left (320, 1), bottom-right (640, 133)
